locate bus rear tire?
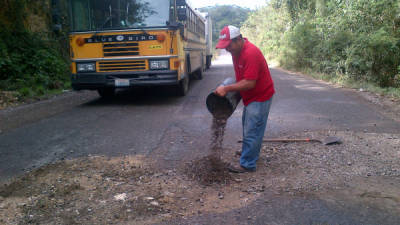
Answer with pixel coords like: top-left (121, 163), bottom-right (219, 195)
top-left (194, 68), bottom-right (203, 80)
top-left (206, 55), bottom-right (212, 69)
top-left (97, 87), bottom-right (115, 98)
top-left (176, 75), bottom-right (189, 96)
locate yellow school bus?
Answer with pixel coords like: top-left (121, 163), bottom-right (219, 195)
top-left (69, 0), bottom-right (209, 97)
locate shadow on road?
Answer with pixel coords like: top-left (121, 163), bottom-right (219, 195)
top-left (82, 79), bottom-right (201, 107)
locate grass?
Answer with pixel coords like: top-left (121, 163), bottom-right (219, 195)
top-left (0, 81), bottom-right (71, 109)
top-left (17, 82), bottom-right (71, 99)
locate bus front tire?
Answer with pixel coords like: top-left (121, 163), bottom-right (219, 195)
top-left (97, 87), bottom-right (115, 98)
top-left (176, 75), bottom-right (189, 96)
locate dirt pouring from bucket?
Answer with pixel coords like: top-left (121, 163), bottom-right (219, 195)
top-left (185, 111), bottom-right (233, 185)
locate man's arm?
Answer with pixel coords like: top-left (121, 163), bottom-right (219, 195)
top-left (214, 79), bottom-right (256, 97)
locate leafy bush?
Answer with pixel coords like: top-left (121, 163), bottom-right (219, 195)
top-left (395, 66), bottom-right (400, 87)
top-left (281, 21), bottom-right (320, 69)
top-left (0, 28), bottom-right (69, 98)
top-left (0, 0), bottom-right (70, 99)
top-left (345, 29), bottom-right (400, 87)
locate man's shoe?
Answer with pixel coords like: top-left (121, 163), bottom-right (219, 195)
top-left (228, 164), bottom-right (255, 173)
top-left (235, 150), bottom-right (242, 156)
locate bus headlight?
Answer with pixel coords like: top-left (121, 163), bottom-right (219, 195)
top-left (77, 62), bottom-right (96, 72)
top-left (149, 60), bottom-right (169, 70)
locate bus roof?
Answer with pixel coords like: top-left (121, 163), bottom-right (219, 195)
top-left (186, 2), bottom-right (206, 22)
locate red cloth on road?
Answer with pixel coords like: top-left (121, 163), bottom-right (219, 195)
top-left (233, 39), bottom-right (275, 106)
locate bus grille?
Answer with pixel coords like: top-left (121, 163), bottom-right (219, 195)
top-left (103, 43), bottom-right (139, 57)
top-left (98, 60), bottom-right (146, 72)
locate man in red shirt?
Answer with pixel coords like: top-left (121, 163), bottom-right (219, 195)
top-left (214, 25), bottom-right (275, 173)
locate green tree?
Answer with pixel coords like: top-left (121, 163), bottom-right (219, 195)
top-left (242, 0), bottom-right (400, 88)
top-left (199, 5), bottom-right (251, 47)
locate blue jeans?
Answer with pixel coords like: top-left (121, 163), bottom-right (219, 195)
top-left (240, 98), bottom-right (273, 170)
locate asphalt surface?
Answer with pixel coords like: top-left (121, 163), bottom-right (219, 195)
top-left (165, 192), bottom-right (400, 225)
top-left (1, 53), bottom-right (399, 224)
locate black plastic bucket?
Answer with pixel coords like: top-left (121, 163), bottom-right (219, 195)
top-left (206, 77), bottom-right (242, 119)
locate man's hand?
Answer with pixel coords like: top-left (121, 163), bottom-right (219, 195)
top-left (214, 79), bottom-right (256, 97)
top-left (214, 85), bottom-right (227, 97)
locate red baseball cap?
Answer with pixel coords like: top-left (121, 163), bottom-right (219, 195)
top-left (216, 25), bottom-right (241, 49)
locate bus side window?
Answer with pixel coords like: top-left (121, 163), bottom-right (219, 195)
top-left (189, 10), bottom-right (191, 31)
top-left (190, 11), bottom-right (193, 32)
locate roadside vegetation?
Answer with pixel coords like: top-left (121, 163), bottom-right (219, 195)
top-left (242, 0), bottom-right (400, 98)
top-left (1, 0), bottom-right (399, 106)
top-left (199, 5), bottom-right (251, 48)
top-left (0, 0), bottom-right (70, 106)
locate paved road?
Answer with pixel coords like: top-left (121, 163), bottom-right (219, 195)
top-left (1, 53), bottom-right (399, 224)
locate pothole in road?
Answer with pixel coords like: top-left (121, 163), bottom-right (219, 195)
top-left (184, 155), bottom-right (232, 185)
top-left (183, 116), bottom-right (232, 185)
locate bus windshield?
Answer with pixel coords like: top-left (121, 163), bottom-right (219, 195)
top-left (70, 0), bottom-right (172, 32)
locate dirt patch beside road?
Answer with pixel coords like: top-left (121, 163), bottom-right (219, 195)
top-left (0, 91), bottom-right (19, 110)
top-left (0, 131), bottom-right (399, 224)
top-left (0, 155), bottom-right (257, 224)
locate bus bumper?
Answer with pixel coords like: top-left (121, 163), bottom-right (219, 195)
top-left (71, 70), bottom-right (179, 90)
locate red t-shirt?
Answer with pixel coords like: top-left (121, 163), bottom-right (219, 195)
top-left (233, 39), bottom-right (275, 106)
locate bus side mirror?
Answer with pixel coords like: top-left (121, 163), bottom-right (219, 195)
top-left (167, 21), bottom-right (184, 37)
top-left (177, 8), bottom-right (187, 21)
top-left (176, 0), bottom-right (187, 21)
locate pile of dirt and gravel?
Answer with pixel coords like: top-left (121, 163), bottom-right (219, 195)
top-left (184, 155), bottom-right (232, 185)
top-left (184, 116), bottom-right (233, 185)
top-left (0, 156), bottom-right (166, 224)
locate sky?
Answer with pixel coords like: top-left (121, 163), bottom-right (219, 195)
top-left (187, 0), bottom-right (267, 10)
